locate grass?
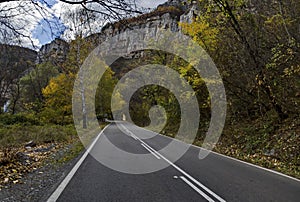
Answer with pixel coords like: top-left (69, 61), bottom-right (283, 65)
top-left (45, 122), bottom-right (108, 166)
top-left (0, 116), bottom-right (84, 186)
top-left (0, 124), bottom-right (76, 148)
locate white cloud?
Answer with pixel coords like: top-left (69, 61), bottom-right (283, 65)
top-left (0, 1), bottom-right (55, 49)
top-left (136, 0), bottom-right (167, 9)
top-left (0, 0), bottom-right (168, 48)
top-left (51, 0), bottom-right (168, 41)
top-left (52, 2), bottom-right (107, 41)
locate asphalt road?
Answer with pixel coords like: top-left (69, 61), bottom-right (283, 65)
top-left (48, 122), bottom-right (300, 202)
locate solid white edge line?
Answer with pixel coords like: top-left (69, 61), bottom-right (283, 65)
top-left (180, 176), bottom-right (215, 202)
top-left (134, 135), bottom-right (142, 142)
top-left (47, 124), bottom-right (111, 202)
top-left (141, 142), bottom-right (161, 157)
top-left (123, 124), bottom-right (226, 202)
top-left (130, 131), bottom-right (162, 159)
top-left (134, 124), bottom-right (300, 183)
top-left (141, 143), bottom-right (161, 159)
top-left (131, 134), bottom-right (138, 140)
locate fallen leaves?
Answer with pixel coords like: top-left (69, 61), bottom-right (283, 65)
top-left (0, 143), bottom-right (60, 186)
top-left (213, 117), bottom-right (300, 179)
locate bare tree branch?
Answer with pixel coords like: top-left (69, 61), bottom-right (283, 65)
top-left (0, 0), bottom-right (142, 47)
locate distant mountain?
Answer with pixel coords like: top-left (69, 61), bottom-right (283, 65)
top-left (0, 44), bottom-right (37, 74)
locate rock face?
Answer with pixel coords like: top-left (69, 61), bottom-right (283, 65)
top-left (37, 38), bottom-right (69, 64)
top-left (37, 0), bottom-right (197, 62)
top-left (86, 0), bottom-right (197, 58)
top-left (97, 13), bottom-right (181, 58)
top-left (180, 2), bottom-right (200, 23)
top-left (158, 0), bottom-right (190, 10)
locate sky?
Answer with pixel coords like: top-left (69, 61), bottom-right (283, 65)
top-left (31, 0), bottom-right (168, 47)
top-left (32, 0), bottom-right (65, 45)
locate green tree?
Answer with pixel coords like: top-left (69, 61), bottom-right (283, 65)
top-left (95, 68), bottom-right (118, 121)
top-left (19, 62), bottom-right (59, 112)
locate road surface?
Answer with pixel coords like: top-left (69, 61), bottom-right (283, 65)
top-left (48, 122), bottom-right (300, 202)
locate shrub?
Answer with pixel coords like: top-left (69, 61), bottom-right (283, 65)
top-left (0, 124), bottom-right (76, 148)
top-left (111, 6), bottom-right (184, 30)
top-left (0, 114), bottom-right (41, 126)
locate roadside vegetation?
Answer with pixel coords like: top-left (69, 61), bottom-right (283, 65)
top-left (181, 0), bottom-right (299, 178)
top-left (0, 34), bottom-right (113, 186)
top-left (111, 0), bottom-right (300, 178)
top-left (0, 37), bottom-right (92, 186)
top-left (0, 0), bottom-right (299, 188)
top-left (179, 0), bottom-right (299, 178)
top-left (0, 114), bottom-right (80, 186)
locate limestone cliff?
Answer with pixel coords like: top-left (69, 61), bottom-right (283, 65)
top-left (86, 0), bottom-right (198, 58)
top-left (37, 38), bottom-right (69, 64)
top-left (38, 0), bottom-right (198, 62)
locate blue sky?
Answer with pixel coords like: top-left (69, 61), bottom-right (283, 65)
top-left (32, 17), bottom-right (66, 45)
top-left (41, 0), bottom-right (57, 7)
top-left (32, 0), bottom-right (65, 45)
top-left (32, 0), bottom-right (167, 45)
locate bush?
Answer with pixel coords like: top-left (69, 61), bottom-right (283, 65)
top-left (0, 114), bottom-right (41, 126)
top-left (0, 124), bottom-right (76, 148)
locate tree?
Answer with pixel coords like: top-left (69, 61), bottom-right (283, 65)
top-left (42, 73), bottom-right (74, 124)
top-left (95, 68), bottom-right (118, 121)
top-left (63, 36), bottom-right (94, 128)
top-left (40, 36), bottom-right (94, 126)
top-left (19, 62), bottom-right (59, 112)
top-left (0, 44), bottom-right (37, 113)
top-left (181, 0), bottom-right (300, 120)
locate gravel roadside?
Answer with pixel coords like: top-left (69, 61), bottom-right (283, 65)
top-left (0, 143), bottom-right (84, 202)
